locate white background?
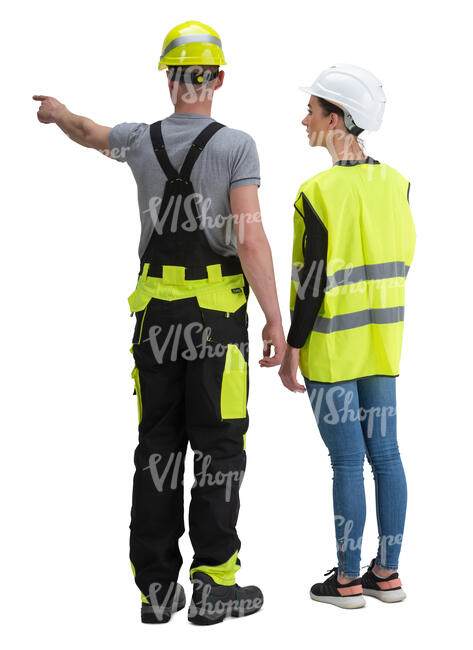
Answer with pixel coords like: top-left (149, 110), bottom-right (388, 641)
top-left (2, 0), bottom-right (471, 647)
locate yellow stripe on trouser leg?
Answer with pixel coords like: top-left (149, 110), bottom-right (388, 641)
top-left (190, 550), bottom-right (240, 586)
top-left (220, 344), bottom-right (247, 419)
top-left (130, 561), bottom-right (149, 603)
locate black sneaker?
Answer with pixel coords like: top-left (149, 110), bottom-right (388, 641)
top-left (310, 567), bottom-right (365, 609)
top-left (361, 558), bottom-right (406, 603)
top-left (141, 583), bottom-right (186, 624)
top-left (188, 572), bottom-right (264, 625)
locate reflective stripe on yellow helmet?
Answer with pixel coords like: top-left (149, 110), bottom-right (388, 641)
top-left (158, 21), bottom-right (226, 70)
top-left (161, 34), bottom-right (222, 59)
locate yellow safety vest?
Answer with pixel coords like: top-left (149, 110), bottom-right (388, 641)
top-left (290, 159), bottom-right (416, 383)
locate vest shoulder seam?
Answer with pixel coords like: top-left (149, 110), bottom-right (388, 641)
top-left (299, 167), bottom-right (333, 193)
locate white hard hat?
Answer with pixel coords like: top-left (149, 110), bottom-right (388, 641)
top-left (300, 64), bottom-right (387, 132)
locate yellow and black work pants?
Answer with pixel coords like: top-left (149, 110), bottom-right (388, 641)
top-left (128, 267), bottom-right (249, 602)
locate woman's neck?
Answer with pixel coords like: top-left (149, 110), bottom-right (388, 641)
top-left (327, 133), bottom-right (365, 164)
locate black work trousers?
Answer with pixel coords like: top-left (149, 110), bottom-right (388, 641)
top-left (129, 292), bottom-right (249, 599)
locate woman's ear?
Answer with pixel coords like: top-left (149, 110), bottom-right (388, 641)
top-left (329, 112), bottom-right (342, 131)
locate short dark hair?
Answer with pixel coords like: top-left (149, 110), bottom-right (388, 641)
top-left (168, 65), bottom-right (220, 85)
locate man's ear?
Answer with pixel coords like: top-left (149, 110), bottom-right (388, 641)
top-left (214, 69), bottom-right (225, 90)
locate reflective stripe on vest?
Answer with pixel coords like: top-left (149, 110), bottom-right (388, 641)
top-left (292, 260), bottom-right (410, 289)
top-left (290, 306), bottom-right (404, 334)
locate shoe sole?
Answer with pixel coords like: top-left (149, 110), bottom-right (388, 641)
top-left (362, 588), bottom-right (406, 603)
top-left (310, 593), bottom-right (366, 609)
top-left (141, 593), bottom-right (186, 624)
top-left (188, 603), bottom-right (263, 626)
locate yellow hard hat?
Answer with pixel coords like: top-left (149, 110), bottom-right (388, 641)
top-left (158, 20), bottom-right (226, 71)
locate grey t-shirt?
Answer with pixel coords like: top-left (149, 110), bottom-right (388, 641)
top-left (108, 113), bottom-right (261, 259)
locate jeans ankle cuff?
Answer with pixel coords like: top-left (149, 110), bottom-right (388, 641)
top-left (338, 570), bottom-right (360, 579)
top-left (375, 559), bottom-right (398, 572)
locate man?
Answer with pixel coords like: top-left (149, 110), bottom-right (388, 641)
top-left (34, 20), bottom-right (285, 625)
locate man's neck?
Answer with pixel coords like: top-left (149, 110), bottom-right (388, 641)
top-left (173, 100), bottom-right (212, 117)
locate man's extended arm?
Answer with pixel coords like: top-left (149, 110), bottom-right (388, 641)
top-left (33, 95), bottom-right (112, 154)
top-left (230, 184), bottom-right (285, 367)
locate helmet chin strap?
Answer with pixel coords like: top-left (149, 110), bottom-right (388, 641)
top-left (343, 112), bottom-right (363, 136)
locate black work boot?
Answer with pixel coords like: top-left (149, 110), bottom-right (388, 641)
top-left (188, 572), bottom-right (263, 625)
top-left (141, 583), bottom-right (186, 624)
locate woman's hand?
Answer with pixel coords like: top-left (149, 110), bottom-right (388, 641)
top-left (278, 345), bottom-right (306, 392)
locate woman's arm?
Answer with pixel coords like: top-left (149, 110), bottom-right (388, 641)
top-left (279, 193), bottom-right (328, 392)
top-left (287, 194), bottom-right (328, 348)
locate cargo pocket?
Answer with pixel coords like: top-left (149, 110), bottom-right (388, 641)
top-left (132, 305), bottom-right (149, 345)
top-left (128, 288), bottom-right (152, 345)
top-left (196, 286), bottom-right (247, 313)
top-left (131, 366), bottom-right (143, 424)
top-left (220, 344), bottom-right (247, 419)
top-left (197, 287), bottom-right (248, 346)
top-left (128, 286), bottom-right (152, 313)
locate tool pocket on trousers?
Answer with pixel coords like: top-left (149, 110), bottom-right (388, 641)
top-left (196, 286), bottom-right (247, 313)
top-left (220, 344), bottom-right (248, 419)
top-left (131, 366), bottom-right (143, 424)
top-left (197, 287), bottom-right (248, 346)
top-left (128, 286), bottom-right (152, 313)
top-left (132, 305), bottom-right (149, 345)
top-left (128, 287), bottom-right (152, 345)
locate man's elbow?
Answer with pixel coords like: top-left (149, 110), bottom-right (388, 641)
top-left (236, 237), bottom-right (266, 261)
top-left (82, 123), bottom-right (111, 152)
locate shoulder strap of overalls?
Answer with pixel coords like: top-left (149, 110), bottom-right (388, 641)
top-left (149, 120), bottom-right (226, 181)
top-left (149, 121), bottom-right (179, 180)
top-left (178, 121), bottom-right (226, 180)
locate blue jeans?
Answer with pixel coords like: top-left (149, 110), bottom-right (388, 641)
top-left (304, 375), bottom-right (407, 578)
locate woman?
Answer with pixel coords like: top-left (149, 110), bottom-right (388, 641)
top-left (279, 64), bottom-right (415, 609)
